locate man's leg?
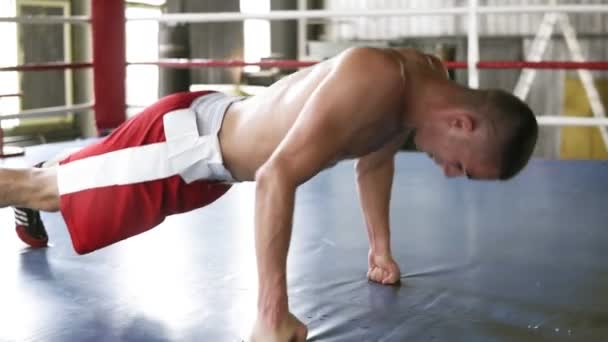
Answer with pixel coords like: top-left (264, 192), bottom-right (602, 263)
top-left (0, 166), bottom-right (59, 211)
top-left (2, 166), bottom-right (60, 248)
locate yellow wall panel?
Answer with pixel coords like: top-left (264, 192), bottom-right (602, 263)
top-left (560, 78), bottom-right (608, 160)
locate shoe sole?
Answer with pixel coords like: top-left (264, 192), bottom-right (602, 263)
top-left (16, 226), bottom-right (48, 248)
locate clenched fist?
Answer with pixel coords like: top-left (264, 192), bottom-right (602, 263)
top-left (367, 250), bottom-right (401, 285)
top-left (251, 312), bottom-right (307, 342)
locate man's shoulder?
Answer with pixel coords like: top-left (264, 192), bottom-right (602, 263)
top-left (331, 47), bottom-right (403, 90)
top-left (336, 47), bottom-right (393, 68)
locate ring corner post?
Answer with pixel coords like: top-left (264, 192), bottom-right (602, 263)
top-left (92, 0), bottom-right (127, 134)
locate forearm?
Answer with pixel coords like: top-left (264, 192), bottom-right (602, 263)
top-left (355, 157), bottom-right (394, 255)
top-left (255, 170), bottom-right (296, 325)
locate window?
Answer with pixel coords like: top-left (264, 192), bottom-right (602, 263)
top-left (126, 5), bottom-right (160, 116)
top-left (0, 0), bottom-right (19, 128)
top-left (0, 0), bottom-right (72, 132)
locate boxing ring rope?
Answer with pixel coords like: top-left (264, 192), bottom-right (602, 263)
top-left (125, 5), bottom-right (608, 23)
top-left (129, 59), bottom-right (608, 128)
top-left (537, 116), bottom-right (608, 127)
top-left (1, 0), bottom-right (125, 133)
top-left (123, 1), bottom-right (607, 147)
top-left (452, 61), bottom-right (608, 70)
top-left (0, 103), bottom-right (94, 121)
top-left (0, 15), bottom-right (89, 24)
top-left (19, 6), bottom-right (588, 25)
top-left (0, 93), bottom-right (22, 99)
top-left (125, 3), bottom-right (608, 131)
top-left (0, 0), bottom-right (120, 157)
top-left (0, 62), bottom-right (93, 72)
top-left (129, 59), bottom-right (608, 71)
top-left (2, 1), bottom-right (608, 157)
top-left (5, 60), bottom-right (608, 73)
top-left (3, 59), bottom-right (608, 127)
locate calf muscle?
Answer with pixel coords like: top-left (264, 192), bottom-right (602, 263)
top-left (0, 167), bottom-right (59, 211)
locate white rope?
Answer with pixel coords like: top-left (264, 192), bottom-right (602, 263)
top-left (2, 103), bottom-right (605, 127)
top-left (0, 15), bottom-right (89, 24)
top-left (126, 5), bottom-right (608, 23)
top-left (537, 116), bottom-right (608, 127)
top-left (0, 103), bottom-right (93, 120)
top-left (128, 9), bottom-right (465, 23)
top-left (0, 5), bottom-right (604, 25)
top-left (478, 5), bottom-right (608, 15)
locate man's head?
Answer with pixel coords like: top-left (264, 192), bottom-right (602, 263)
top-left (413, 87), bottom-right (538, 180)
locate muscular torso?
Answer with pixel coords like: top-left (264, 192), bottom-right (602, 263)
top-left (219, 48), bottom-right (446, 181)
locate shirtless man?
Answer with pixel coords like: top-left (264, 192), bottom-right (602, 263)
top-left (4, 47), bottom-right (537, 341)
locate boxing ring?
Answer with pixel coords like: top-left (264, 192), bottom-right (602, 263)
top-left (1, 2), bottom-right (608, 341)
top-left (1, 141), bottom-right (607, 341)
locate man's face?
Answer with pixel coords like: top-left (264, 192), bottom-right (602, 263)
top-left (413, 121), bottom-right (501, 180)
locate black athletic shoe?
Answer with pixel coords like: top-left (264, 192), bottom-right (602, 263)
top-left (14, 161), bottom-right (49, 248)
top-left (14, 207), bottom-right (48, 248)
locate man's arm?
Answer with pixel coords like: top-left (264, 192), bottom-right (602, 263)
top-left (355, 133), bottom-right (407, 285)
top-left (251, 47), bottom-right (402, 340)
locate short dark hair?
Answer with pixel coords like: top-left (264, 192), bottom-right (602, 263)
top-left (484, 89), bottom-right (538, 180)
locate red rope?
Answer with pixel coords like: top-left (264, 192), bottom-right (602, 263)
top-left (131, 59), bottom-right (608, 70)
top-left (446, 61), bottom-right (608, 70)
top-left (3, 60), bottom-right (608, 72)
top-left (128, 59), bottom-right (318, 69)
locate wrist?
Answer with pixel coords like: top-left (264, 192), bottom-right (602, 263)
top-left (257, 297), bottom-right (288, 328)
top-left (369, 240), bottom-right (392, 256)
top-left (257, 282), bottom-right (288, 328)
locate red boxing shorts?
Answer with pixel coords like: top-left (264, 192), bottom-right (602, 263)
top-left (57, 91), bottom-right (235, 254)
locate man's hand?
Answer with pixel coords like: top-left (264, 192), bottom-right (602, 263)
top-left (251, 312), bottom-right (308, 342)
top-left (367, 250), bottom-right (401, 285)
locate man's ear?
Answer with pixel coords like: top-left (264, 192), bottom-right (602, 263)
top-left (448, 112), bottom-right (474, 133)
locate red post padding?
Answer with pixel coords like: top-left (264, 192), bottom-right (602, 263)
top-left (92, 0), bottom-right (126, 131)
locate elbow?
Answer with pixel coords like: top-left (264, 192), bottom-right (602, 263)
top-left (354, 158), bottom-right (370, 180)
top-left (255, 162), bottom-right (278, 186)
top-left (255, 166), bottom-right (274, 192)
top-left (255, 161), bottom-right (297, 193)
top-left (354, 160), bottom-right (363, 180)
